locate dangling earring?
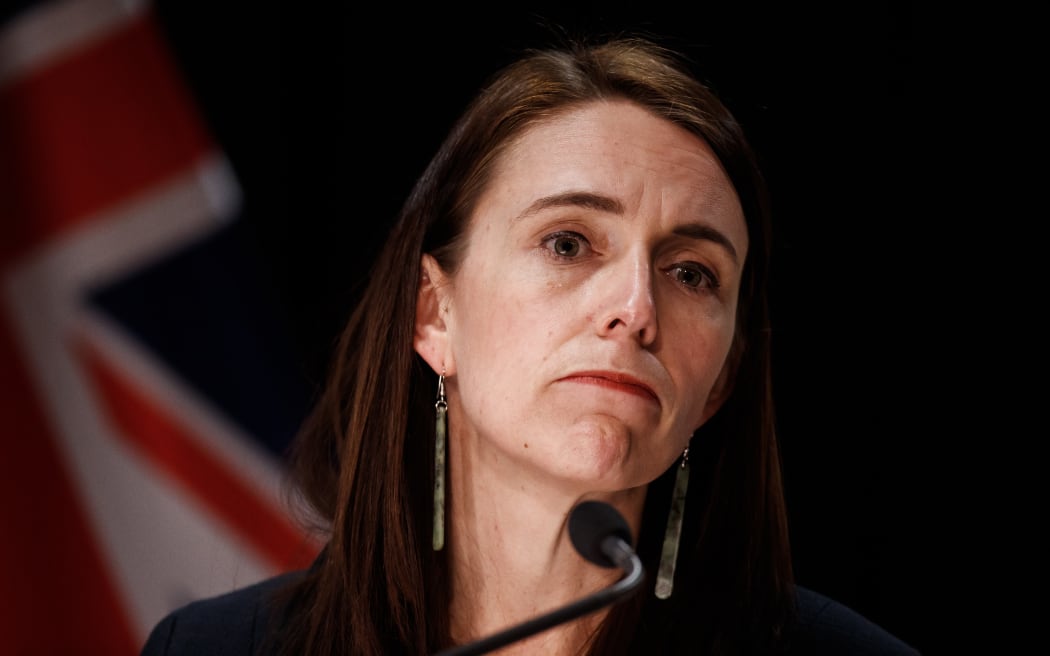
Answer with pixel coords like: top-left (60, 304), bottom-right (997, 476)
top-left (432, 371), bottom-right (448, 551)
top-left (655, 443), bottom-right (690, 599)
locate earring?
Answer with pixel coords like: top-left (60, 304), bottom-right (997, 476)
top-left (655, 444), bottom-right (689, 599)
top-left (432, 371), bottom-right (448, 551)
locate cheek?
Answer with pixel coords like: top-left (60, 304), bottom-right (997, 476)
top-left (448, 282), bottom-right (567, 434)
top-left (453, 251), bottom-right (581, 353)
top-left (451, 280), bottom-right (551, 376)
top-left (668, 316), bottom-right (736, 425)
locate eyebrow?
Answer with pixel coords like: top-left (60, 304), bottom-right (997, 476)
top-left (516, 190), bottom-right (739, 263)
top-left (518, 191), bottom-right (625, 218)
top-left (672, 223), bottom-right (739, 263)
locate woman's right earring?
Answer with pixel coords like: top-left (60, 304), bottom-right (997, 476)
top-left (655, 444), bottom-right (689, 599)
top-left (432, 372), bottom-right (448, 551)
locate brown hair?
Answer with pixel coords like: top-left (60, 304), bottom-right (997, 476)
top-left (277, 34), bottom-right (794, 655)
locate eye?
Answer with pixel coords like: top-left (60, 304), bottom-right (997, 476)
top-left (543, 231), bottom-right (588, 258)
top-left (668, 262), bottom-right (719, 291)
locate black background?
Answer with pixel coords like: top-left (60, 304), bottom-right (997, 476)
top-left (148, 2), bottom-right (937, 652)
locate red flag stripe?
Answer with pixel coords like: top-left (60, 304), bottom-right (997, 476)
top-left (76, 338), bottom-right (320, 572)
top-left (0, 310), bottom-right (140, 656)
top-left (0, 7), bottom-right (214, 261)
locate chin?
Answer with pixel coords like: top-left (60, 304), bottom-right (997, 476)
top-left (550, 421), bottom-right (642, 487)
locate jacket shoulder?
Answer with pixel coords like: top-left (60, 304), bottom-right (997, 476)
top-left (139, 570), bottom-right (305, 656)
top-left (788, 585), bottom-right (920, 655)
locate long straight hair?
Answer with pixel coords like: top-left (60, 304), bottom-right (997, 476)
top-left (276, 34), bottom-right (794, 655)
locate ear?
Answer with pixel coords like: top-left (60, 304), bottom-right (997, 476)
top-left (414, 254), bottom-right (456, 376)
top-left (698, 334), bottom-right (744, 424)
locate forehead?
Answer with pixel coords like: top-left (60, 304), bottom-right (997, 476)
top-left (476, 100), bottom-right (747, 247)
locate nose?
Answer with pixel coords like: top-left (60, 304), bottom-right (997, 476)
top-left (594, 253), bottom-right (658, 347)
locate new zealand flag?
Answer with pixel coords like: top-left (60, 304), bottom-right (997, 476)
top-left (1, 1), bottom-right (323, 653)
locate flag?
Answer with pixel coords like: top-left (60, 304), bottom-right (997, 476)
top-left (1, 1), bottom-right (323, 653)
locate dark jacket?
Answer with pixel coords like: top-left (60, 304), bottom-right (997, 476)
top-left (141, 571), bottom-right (920, 655)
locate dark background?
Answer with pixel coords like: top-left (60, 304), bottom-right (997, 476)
top-left (148, 2), bottom-right (937, 652)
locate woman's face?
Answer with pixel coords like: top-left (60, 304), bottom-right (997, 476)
top-left (416, 100), bottom-right (748, 495)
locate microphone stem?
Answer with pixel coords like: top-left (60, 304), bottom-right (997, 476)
top-left (434, 548), bottom-right (644, 656)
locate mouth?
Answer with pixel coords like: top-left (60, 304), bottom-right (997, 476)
top-left (557, 370), bottom-right (660, 406)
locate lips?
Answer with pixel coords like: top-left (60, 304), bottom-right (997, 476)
top-left (557, 370), bottom-right (660, 406)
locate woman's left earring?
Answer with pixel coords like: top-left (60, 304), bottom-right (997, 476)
top-left (432, 371), bottom-right (448, 551)
top-left (655, 443), bottom-right (690, 599)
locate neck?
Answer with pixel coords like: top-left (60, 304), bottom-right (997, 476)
top-left (445, 432), bottom-right (647, 654)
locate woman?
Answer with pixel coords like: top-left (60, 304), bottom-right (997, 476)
top-left (142, 35), bottom-right (918, 655)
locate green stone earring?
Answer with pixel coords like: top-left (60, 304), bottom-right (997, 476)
top-left (432, 371), bottom-right (448, 551)
top-left (655, 444), bottom-right (689, 599)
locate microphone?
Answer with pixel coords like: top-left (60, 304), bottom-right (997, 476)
top-left (433, 500), bottom-right (645, 656)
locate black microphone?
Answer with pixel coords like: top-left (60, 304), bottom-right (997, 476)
top-left (433, 500), bottom-right (645, 656)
